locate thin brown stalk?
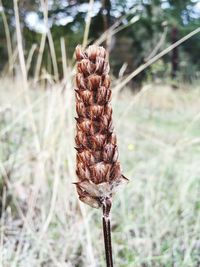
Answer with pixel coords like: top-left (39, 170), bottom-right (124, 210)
top-left (102, 198), bottom-right (113, 267)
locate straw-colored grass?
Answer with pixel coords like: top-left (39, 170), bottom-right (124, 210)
top-left (1, 0), bottom-right (200, 265)
top-left (0, 76), bottom-right (200, 267)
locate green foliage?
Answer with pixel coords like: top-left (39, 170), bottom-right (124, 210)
top-left (0, 0), bottom-right (199, 83)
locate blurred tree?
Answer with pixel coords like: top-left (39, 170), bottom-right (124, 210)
top-left (0, 0), bottom-right (199, 84)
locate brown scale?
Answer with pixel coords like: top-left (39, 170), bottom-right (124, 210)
top-left (74, 45), bottom-right (127, 208)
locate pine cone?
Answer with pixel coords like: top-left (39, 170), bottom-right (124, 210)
top-left (75, 45), bottom-right (127, 208)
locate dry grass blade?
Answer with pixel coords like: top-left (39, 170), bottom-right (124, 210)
top-left (115, 27), bottom-right (200, 91)
top-left (0, 0), bottom-right (13, 75)
top-left (82, 0), bottom-right (94, 48)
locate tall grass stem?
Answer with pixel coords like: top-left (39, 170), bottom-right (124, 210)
top-left (82, 0), bottom-right (94, 48)
top-left (0, 0), bottom-right (13, 75)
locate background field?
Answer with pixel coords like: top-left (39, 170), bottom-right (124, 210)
top-left (0, 0), bottom-right (200, 266)
top-left (0, 77), bottom-right (200, 267)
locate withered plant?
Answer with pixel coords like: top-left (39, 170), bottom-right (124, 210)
top-left (75, 45), bottom-right (127, 267)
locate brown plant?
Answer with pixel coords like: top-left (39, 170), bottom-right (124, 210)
top-left (75, 44), bottom-right (127, 267)
top-left (75, 45), bottom-right (127, 207)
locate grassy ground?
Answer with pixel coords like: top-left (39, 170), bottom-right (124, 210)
top-left (0, 77), bottom-right (200, 267)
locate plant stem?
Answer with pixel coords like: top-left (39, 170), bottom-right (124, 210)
top-left (102, 198), bottom-right (113, 267)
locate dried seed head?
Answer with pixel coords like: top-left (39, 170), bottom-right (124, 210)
top-left (75, 45), bottom-right (127, 208)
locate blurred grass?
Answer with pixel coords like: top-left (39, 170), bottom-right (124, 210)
top-left (0, 77), bottom-right (200, 267)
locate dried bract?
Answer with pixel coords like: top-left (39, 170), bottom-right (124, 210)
top-left (75, 45), bottom-right (127, 208)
